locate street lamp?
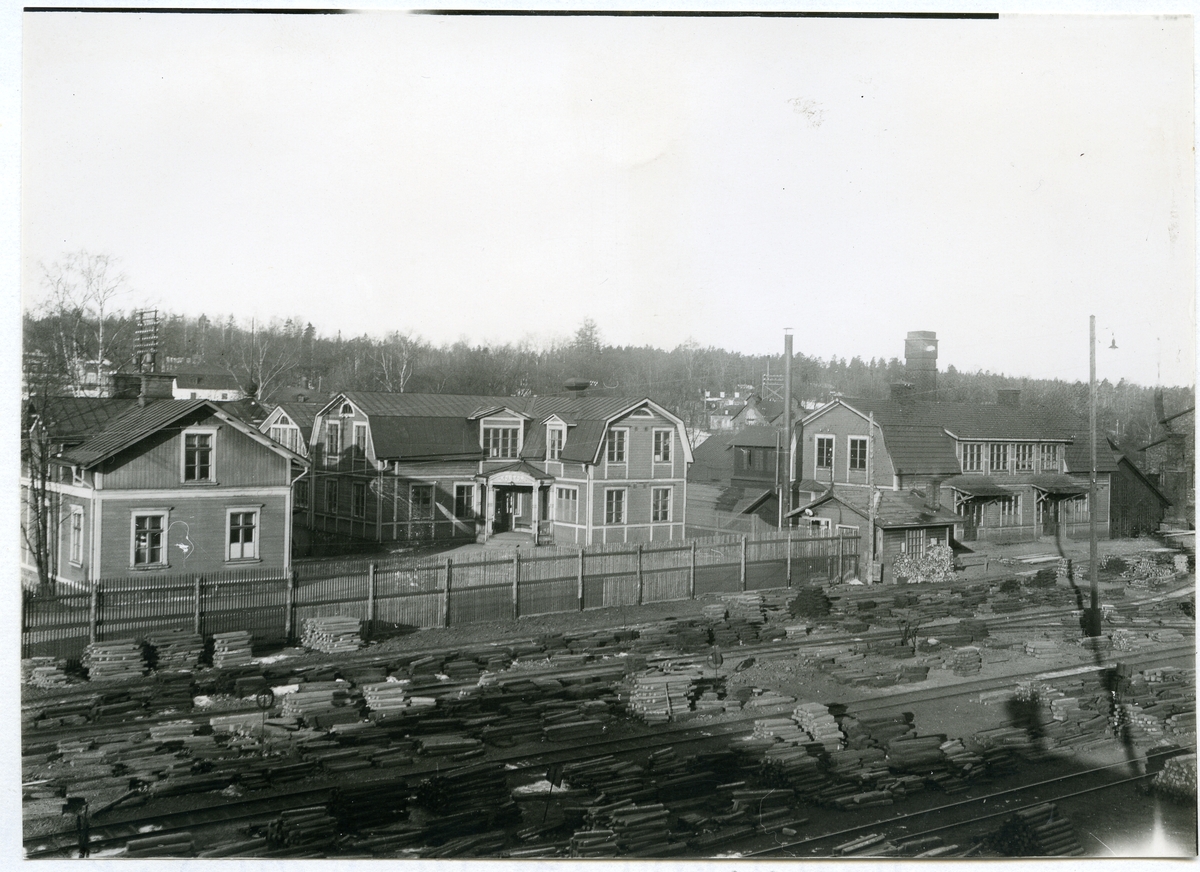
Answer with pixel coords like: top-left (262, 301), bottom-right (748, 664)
top-left (1085, 315), bottom-right (1117, 637)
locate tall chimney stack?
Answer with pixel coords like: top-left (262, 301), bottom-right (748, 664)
top-left (904, 331), bottom-right (938, 401)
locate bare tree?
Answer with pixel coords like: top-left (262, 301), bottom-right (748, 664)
top-left (35, 251), bottom-right (130, 394)
top-left (225, 317), bottom-right (300, 402)
top-left (20, 408), bottom-right (57, 592)
top-left (372, 331), bottom-right (421, 393)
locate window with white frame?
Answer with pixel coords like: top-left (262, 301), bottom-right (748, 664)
top-left (607, 429), bottom-right (627, 463)
top-left (352, 481), bottom-right (367, 518)
top-left (69, 506), bottom-right (83, 566)
top-left (963, 442), bottom-right (984, 472)
top-left (605, 489), bottom-right (626, 524)
top-left (324, 480), bottom-right (339, 514)
top-left (997, 494), bottom-right (1021, 526)
top-left (454, 484), bottom-right (475, 519)
top-left (836, 524), bottom-right (860, 538)
top-left (227, 508), bottom-right (259, 561)
top-left (807, 517), bottom-right (831, 536)
top-left (653, 429), bottom-right (672, 463)
top-left (353, 423), bottom-right (368, 456)
top-left (483, 426), bottom-right (520, 459)
top-left (295, 478), bottom-right (309, 508)
top-left (183, 430), bottom-right (213, 481)
top-left (903, 528), bottom-right (927, 554)
top-left (131, 511), bottom-right (168, 567)
top-left (325, 420), bottom-right (341, 465)
top-left (269, 425), bottom-right (300, 453)
top-left (556, 486), bottom-right (578, 523)
top-left (546, 427), bottom-right (564, 461)
top-left (1040, 444), bottom-right (1060, 472)
top-left (989, 443), bottom-right (1009, 473)
top-left (848, 436), bottom-right (868, 471)
top-left (651, 487), bottom-right (672, 522)
top-left (1013, 443), bottom-right (1035, 472)
top-left (815, 435), bottom-right (834, 470)
top-left (411, 485), bottom-right (434, 520)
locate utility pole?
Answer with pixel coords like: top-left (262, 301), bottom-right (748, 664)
top-left (867, 412), bottom-right (876, 581)
top-left (782, 330), bottom-right (793, 521)
top-left (1087, 315), bottom-right (1100, 636)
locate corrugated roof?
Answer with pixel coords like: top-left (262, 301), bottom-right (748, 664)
top-left (60, 400), bottom-right (210, 468)
top-left (340, 392), bottom-right (536, 418)
top-left (29, 396), bottom-right (137, 441)
top-left (370, 416), bottom-right (482, 460)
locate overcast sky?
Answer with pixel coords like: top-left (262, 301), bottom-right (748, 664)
top-left (20, 10), bottom-right (1196, 387)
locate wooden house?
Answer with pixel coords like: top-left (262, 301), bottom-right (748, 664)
top-left (21, 373), bottom-right (306, 586)
top-left (304, 390), bottom-right (692, 547)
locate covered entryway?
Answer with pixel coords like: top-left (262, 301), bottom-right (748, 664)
top-left (477, 462), bottom-right (555, 544)
top-left (1031, 474), bottom-right (1088, 540)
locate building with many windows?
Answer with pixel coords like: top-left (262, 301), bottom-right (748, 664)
top-left (303, 390), bottom-right (692, 547)
top-left (21, 373), bottom-right (306, 585)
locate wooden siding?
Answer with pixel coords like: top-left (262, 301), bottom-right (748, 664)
top-left (801, 405), bottom-right (894, 487)
top-left (99, 409), bottom-right (290, 490)
top-left (96, 490), bottom-right (291, 577)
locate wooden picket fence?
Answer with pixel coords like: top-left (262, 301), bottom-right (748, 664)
top-left (22, 531), bottom-right (859, 662)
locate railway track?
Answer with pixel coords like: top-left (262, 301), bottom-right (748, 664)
top-left (25, 643), bottom-right (1194, 858)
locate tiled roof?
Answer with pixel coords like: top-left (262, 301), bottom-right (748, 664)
top-left (60, 400), bottom-right (210, 467)
top-left (877, 424), bottom-right (961, 476)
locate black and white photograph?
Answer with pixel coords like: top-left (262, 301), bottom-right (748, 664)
top-left (15, 3), bottom-right (1197, 861)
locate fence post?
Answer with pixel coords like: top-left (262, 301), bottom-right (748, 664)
top-left (786, 531), bottom-right (793, 587)
top-left (512, 552), bottom-right (521, 619)
top-left (636, 544), bottom-right (644, 606)
top-left (366, 563), bottom-right (376, 629)
top-left (740, 536), bottom-right (748, 592)
top-left (443, 558), bottom-right (453, 629)
top-left (284, 571), bottom-right (295, 644)
top-left (837, 538), bottom-right (844, 583)
top-left (193, 575), bottom-right (202, 635)
top-left (689, 541), bottom-right (697, 600)
top-left (577, 548), bottom-right (585, 612)
top-left (89, 581), bottom-right (100, 644)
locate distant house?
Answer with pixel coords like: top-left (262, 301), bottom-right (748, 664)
top-left (261, 402), bottom-right (321, 457)
top-left (1109, 440), bottom-right (1172, 538)
top-left (21, 372), bottom-right (306, 586)
top-left (304, 390), bottom-right (692, 547)
top-left (786, 486), bottom-right (960, 583)
top-left (172, 369), bottom-right (246, 402)
top-left (686, 425), bottom-right (786, 535)
top-left (1139, 402), bottom-right (1194, 528)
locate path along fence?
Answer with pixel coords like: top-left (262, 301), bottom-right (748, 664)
top-left (22, 531), bottom-right (859, 661)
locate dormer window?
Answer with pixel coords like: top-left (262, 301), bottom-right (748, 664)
top-left (547, 426), bottom-right (565, 461)
top-left (483, 424), bottom-right (520, 459)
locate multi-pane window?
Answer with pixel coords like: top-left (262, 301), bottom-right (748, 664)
top-left (547, 428), bottom-right (564, 461)
top-left (184, 432), bottom-right (212, 481)
top-left (815, 436), bottom-right (834, 469)
top-left (352, 481), bottom-right (367, 518)
top-left (411, 485), bottom-right (434, 520)
top-left (997, 495), bottom-right (1021, 526)
top-left (1065, 494), bottom-right (1089, 522)
top-left (848, 437), bottom-right (868, 471)
top-left (653, 430), bottom-right (672, 463)
top-left (989, 443), bottom-right (1009, 473)
top-left (295, 479), bottom-right (309, 508)
top-left (1040, 444), bottom-right (1059, 472)
top-left (132, 514), bottom-right (165, 566)
top-left (605, 489), bottom-right (626, 524)
top-left (325, 480), bottom-right (339, 514)
top-left (69, 507), bottom-right (83, 565)
top-left (228, 510), bottom-right (257, 560)
top-left (651, 487), bottom-right (671, 522)
top-left (556, 487), bottom-right (578, 523)
top-left (325, 421), bottom-right (341, 464)
top-left (483, 427), bottom-right (519, 459)
top-left (607, 429), bottom-right (627, 463)
top-left (963, 443), bottom-right (984, 472)
top-left (353, 423), bottom-right (368, 456)
top-left (904, 528), bottom-right (927, 554)
top-left (270, 425), bottom-right (300, 453)
top-left (454, 484), bottom-right (474, 519)
top-left (1013, 443), bottom-right (1035, 472)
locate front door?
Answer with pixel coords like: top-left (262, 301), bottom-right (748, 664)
top-left (494, 489), bottom-right (515, 533)
top-left (1039, 497), bottom-right (1059, 537)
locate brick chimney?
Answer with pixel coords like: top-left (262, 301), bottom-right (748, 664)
top-left (926, 479), bottom-right (942, 512)
top-left (904, 330), bottom-right (938, 401)
top-left (137, 372), bottom-right (176, 406)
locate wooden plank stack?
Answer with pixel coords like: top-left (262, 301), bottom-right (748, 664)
top-left (145, 630), bottom-right (204, 670)
top-left (1023, 639), bottom-right (1058, 659)
top-left (212, 631), bottom-right (254, 668)
top-left (625, 668), bottom-right (702, 724)
top-left (302, 616), bottom-right (363, 653)
top-left (950, 647), bottom-right (982, 676)
top-left (82, 639), bottom-right (147, 681)
top-left (984, 803), bottom-right (1084, 856)
top-left (792, 702), bottom-right (844, 751)
top-left (21, 657), bottom-right (70, 688)
top-left (1152, 753), bottom-right (1197, 801)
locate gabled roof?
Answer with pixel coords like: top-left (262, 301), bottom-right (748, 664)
top-left (1109, 438), bottom-right (1172, 506)
top-left (27, 396), bottom-right (138, 442)
top-left (788, 487), bottom-right (960, 528)
top-left (481, 460), bottom-right (556, 482)
top-left (269, 402), bottom-right (321, 439)
top-left (58, 399), bottom-right (305, 469)
top-left (729, 425), bottom-right (784, 448)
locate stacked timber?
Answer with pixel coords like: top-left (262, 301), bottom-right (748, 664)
top-left (950, 647), bottom-right (982, 676)
top-left (752, 717), bottom-right (808, 745)
top-left (722, 593), bottom-right (767, 625)
top-left (145, 630), bottom-right (204, 670)
top-left (361, 681), bottom-right (436, 719)
top-left (792, 702), bottom-right (844, 751)
top-left (839, 713), bottom-right (916, 749)
top-left (281, 682), bottom-right (358, 728)
top-left (124, 832), bottom-right (196, 857)
top-left (580, 801), bottom-right (682, 857)
top-left (625, 668), bottom-right (701, 724)
top-left (1023, 639), bottom-right (1058, 659)
top-left (82, 640), bottom-right (147, 681)
top-left (301, 616), bottom-right (363, 654)
top-left (759, 743), bottom-right (826, 797)
top-left (884, 735), bottom-right (947, 772)
top-left (266, 806), bottom-right (339, 852)
top-left (211, 631), bottom-right (254, 668)
top-left (21, 657), bottom-right (70, 688)
top-left (415, 762), bottom-right (518, 825)
top-left (1152, 754), bottom-right (1197, 801)
top-left (985, 803), bottom-right (1083, 856)
top-left (702, 603), bottom-right (728, 621)
top-left (417, 734), bottom-right (483, 757)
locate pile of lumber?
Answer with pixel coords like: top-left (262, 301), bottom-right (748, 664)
top-left (1023, 639), bottom-right (1058, 659)
top-left (840, 712), bottom-right (916, 749)
top-left (752, 716), bottom-right (808, 745)
top-left (280, 681), bottom-right (358, 727)
top-left (792, 701), bottom-right (844, 751)
top-left (950, 647), bottom-right (982, 676)
top-left (722, 593), bottom-right (767, 625)
top-left (266, 806), bottom-right (339, 852)
top-left (124, 832), bottom-right (196, 858)
top-left (83, 639), bottom-right (147, 681)
top-left (302, 616), bottom-right (363, 654)
top-left (21, 657), bottom-right (70, 688)
top-left (145, 630), bottom-right (204, 670)
top-left (212, 631), bottom-right (254, 668)
top-left (361, 681), bottom-right (432, 719)
top-left (884, 735), bottom-right (947, 772)
top-left (1152, 753), bottom-right (1197, 801)
top-left (984, 802), bottom-right (1083, 856)
top-left (578, 800), bottom-right (683, 857)
top-left (625, 668), bottom-right (701, 724)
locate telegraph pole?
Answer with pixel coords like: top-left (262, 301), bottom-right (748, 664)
top-left (782, 330), bottom-right (793, 521)
top-left (1087, 315), bottom-right (1100, 636)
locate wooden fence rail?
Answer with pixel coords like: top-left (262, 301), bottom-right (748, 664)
top-left (22, 532), bottom-right (859, 661)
